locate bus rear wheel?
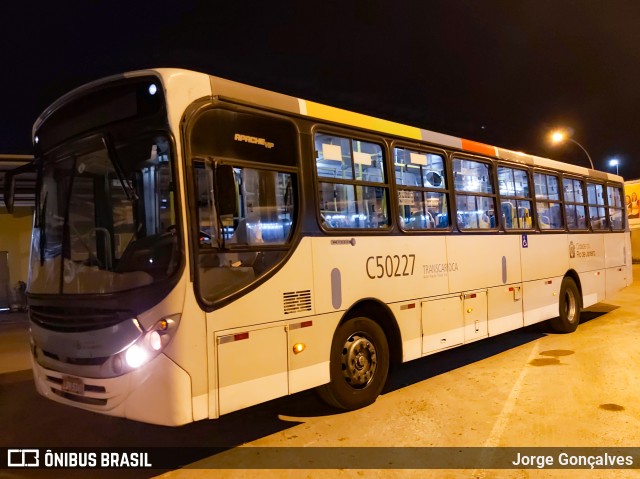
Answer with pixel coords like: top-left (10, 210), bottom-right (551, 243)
top-left (317, 317), bottom-right (389, 410)
top-left (548, 276), bottom-right (581, 333)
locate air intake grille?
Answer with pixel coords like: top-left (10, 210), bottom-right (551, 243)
top-left (30, 305), bottom-right (128, 332)
top-left (283, 290), bottom-right (312, 315)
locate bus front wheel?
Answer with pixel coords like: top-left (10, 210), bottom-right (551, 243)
top-left (317, 317), bottom-right (389, 410)
top-left (548, 277), bottom-right (581, 333)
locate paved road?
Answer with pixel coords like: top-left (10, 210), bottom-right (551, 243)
top-left (0, 311), bottom-right (30, 374)
top-left (2, 267), bottom-right (639, 478)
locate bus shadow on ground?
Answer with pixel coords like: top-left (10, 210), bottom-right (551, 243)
top-left (1, 310), bottom-right (611, 478)
top-left (383, 305), bottom-right (611, 394)
top-left (384, 322), bottom-right (547, 394)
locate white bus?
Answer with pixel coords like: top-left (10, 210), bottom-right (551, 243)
top-left (6, 69), bottom-right (631, 426)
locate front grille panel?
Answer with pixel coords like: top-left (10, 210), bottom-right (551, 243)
top-left (42, 352), bottom-right (109, 366)
top-left (30, 305), bottom-right (129, 332)
top-left (51, 389), bottom-right (108, 406)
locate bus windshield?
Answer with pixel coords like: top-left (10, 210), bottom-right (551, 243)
top-left (29, 133), bottom-right (179, 294)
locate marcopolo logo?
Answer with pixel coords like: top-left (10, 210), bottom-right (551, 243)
top-left (330, 238), bottom-right (356, 246)
top-left (8, 449), bottom-right (40, 467)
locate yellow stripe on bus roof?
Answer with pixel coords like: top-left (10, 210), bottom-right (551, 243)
top-left (205, 73), bottom-right (620, 179)
top-left (302, 100), bottom-right (423, 140)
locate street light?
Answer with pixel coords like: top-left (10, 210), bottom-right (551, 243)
top-left (549, 130), bottom-right (595, 170)
top-left (609, 158), bottom-right (619, 175)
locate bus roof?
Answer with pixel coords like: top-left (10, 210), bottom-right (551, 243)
top-left (203, 72), bottom-right (619, 182)
top-left (35, 68), bottom-right (623, 183)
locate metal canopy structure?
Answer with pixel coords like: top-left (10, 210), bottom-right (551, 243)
top-left (0, 154), bottom-right (35, 208)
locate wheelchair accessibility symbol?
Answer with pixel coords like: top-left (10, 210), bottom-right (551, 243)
top-left (521, 234), bottom-right (528, 248)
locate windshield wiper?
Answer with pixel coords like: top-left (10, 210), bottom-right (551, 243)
top-left (102, 135), bottom-right (138, 201)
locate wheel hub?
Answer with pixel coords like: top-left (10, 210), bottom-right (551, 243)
top-left (565, 289), bottom-right (577, 322)
top-left (341, 333), bottom-right (377, 388)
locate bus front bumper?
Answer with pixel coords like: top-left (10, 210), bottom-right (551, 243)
top-left (31, 353), bottom-right (195, 426)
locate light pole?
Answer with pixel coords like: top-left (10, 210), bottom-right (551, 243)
top-left (549, 130), bottom-right (595, 170)
top-left (609, 158), bottom-right (619, 175)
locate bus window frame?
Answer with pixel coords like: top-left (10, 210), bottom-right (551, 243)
top-left (605, 181), bottom-right (626, 231)
top-left (495, 162), bottom-right (536, 232)
top-left (390, 141), bottom-right (451, 233)
top-left (311, 125), bottom-right (393, 234)
top-left (560, 174), bottom-right (589, 232)
top-left (183, 103), bottom-right (303, 310)
top-left (451, 153), bottom-right (499, 233)
top-left (532, 168), bottom-right (566, 232)
top-left (585, 180), bottom-right (609, 231)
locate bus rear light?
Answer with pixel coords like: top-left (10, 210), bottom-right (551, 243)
top-left (293, 343), bottom-right (305, 354)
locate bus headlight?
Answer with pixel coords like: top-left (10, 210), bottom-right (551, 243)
top-left (125, 344), bottom-right (149, 369)
top-left (149, 331), bottom-right (162, 351)
top-left (115, 315), bottom-right (179, 374)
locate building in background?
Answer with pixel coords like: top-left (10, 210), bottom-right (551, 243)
top-left (624, 179), bottom-right (640, 262)
top-left (0, 154), bottom-right (34, 310)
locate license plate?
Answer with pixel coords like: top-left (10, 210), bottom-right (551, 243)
top-left (61, 375), bottom-right (85, 396)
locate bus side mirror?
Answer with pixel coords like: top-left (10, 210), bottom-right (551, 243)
top-left (214, 164), bottom-right (238, 217)
top-left (4, 162), bottom-right (35, 214)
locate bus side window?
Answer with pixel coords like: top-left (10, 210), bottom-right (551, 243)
top-left (395, 147), bottom-right (449, 231)
top-left (453, 157), bottom-right (496, 231)
top-left (587, 182), bottom-right (608, 230)
top-left (315, 133), bottom-right (390, 230)
top-left (608, 185), bottom-right (624, 230)
top-left (497, 166), bottom-right (533, 230)
top-left (194, 163), bottom-right (295, 303)
top-left (564, 178), bottom-right (587, 231)
top-left (534, 172), bottom-right (564, 230)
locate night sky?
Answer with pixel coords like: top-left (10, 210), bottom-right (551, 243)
top-left (2, 1), bottom-right (640, 178)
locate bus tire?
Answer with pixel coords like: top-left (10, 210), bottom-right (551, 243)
top-left (317, 317), bottom-right (389, 410)
top-left (548, 276), bottom-right (581, 333)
